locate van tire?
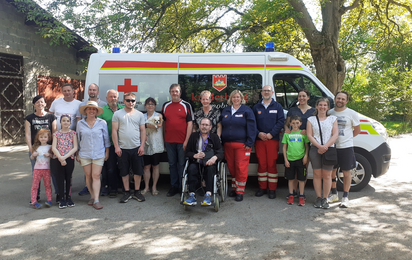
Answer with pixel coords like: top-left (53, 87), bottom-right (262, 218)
top-left (336, 153), bottom-right (372, 192)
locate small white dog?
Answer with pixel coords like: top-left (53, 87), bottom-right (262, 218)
top-left (146, 115), bottom-right (162, 135)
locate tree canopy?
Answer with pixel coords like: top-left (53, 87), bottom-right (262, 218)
top-left (20, 0), bottom-right (412, 94)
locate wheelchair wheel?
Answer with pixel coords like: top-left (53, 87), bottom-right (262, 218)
top-left (219, 163), bottom-right (227, 202)
top-left (214, 193), bottom-right (219, 212)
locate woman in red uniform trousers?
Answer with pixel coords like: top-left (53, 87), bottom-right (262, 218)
top-left (220, 90), bottom-right (256, 202)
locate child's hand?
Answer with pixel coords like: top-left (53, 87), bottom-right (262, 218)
top-left (44, 152), bottom-right (50, 157)
top-left (60, 159), bottom-right (67, 166)
top-left (285, 160), bottom-right (290, 168)
top-left (32, 151), bottom-right (39, 157)
top-left (303, 155), bottom-right (308, 165)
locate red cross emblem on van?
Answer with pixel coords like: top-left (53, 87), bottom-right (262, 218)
top-left (118, 79), bottom-right (138, 93)
top-left (213, 75), bottom-right (227, 92)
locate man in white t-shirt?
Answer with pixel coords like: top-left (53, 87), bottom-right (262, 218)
top-left (49, 83), bottom-right (81, 130)
top-left (328, 91), bottom-right (361, 208)
top-left (112, 92), bottom-right (146, 204)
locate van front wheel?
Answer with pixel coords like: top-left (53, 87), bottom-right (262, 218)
top-left (336, 153), bottom-right (372, 192)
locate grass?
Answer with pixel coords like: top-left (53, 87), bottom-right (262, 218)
top-left (381, 121), bottom-right (412, 137)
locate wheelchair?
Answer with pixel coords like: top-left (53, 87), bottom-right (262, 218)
top-left (180, 159), bottom-right (227, 212)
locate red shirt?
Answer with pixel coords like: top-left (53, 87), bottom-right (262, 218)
top-left (162, 100), bottom-right (194, 143)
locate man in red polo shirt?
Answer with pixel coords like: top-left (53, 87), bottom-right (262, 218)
top-left (162, 84), bottom-right (194, 197)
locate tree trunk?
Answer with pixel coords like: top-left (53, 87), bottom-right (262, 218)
top-left (310, 36), bottom-right (346, 95)
top-left (287, 0), bottom-right (352, 95)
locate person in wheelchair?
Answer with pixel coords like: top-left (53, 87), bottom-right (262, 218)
top-left (183, 118), bottom-right (224, 206)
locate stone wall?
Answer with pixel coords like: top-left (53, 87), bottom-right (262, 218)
top-left (0, 0), bottom-right (87, 115)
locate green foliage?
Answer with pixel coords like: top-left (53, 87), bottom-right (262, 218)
top-left (13, 0), bottom-right (77, 47)
top-left (381, 121), bottom-right (412, 137)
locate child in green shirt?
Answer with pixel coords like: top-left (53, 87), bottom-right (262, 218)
top-left (282, 115), bottom-right (309, 206)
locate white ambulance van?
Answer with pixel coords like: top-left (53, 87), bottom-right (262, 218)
top-left (85, 50), bottom-right (391, 191)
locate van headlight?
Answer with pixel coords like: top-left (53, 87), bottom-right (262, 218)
top-left (371, 119), bottom-right (389, 142)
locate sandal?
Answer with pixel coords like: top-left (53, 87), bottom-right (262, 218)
top-left (152, 190), bottom-right (159, 196)
top-left (141, 189), bottom-right (149, 195)
top-left (88, 198), bottom-right (94, 206)
top-left (93, 201), bottom-right (103, 210)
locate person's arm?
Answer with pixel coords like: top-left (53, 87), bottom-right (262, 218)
top-left (216, 122), bottom-right (222, 137)
top-left (268, 104), bottom-right (285, 139)
top-left (52, 135), bottom-right (62, 160)
top-left (306, 121), bottom-right (320, 149)
top-left (353, 124), bottom-right (361, 138)
top-left (51, 118), bottom-right (57, 134)
top-left (303, 142), bottom-right (309, 165)
top-left (185, 133), bottom-right (196, 160)
top-left (25, 121), bottom-right (33, 154)
top-left (324, 119), bottom-right (339, 148)
top-left (183, 121), bottom-right (193, 151)
top-left (282, 141), bottom-right (290, 168)
top-left (138, 124), bottom-right (145, 156)
top-left (62, 132), bottom-right (78, 160)
top-left (245, 108), bottom-right (257, 149)
top-left (112, 121), bottom-right (121, 157)
top-left (284, 116), bottom-right (291, 134)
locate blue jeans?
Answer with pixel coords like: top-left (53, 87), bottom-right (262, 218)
top-left (165, 142), bottom-right (185, 189)
top-left (29, 151), bottom-right (59, 195)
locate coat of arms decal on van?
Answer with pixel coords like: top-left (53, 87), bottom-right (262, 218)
top-left (213, 75), bottom-right (227, 92)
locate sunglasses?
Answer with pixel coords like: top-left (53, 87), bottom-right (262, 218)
top-left (125, 99), bottom-right (136, 103)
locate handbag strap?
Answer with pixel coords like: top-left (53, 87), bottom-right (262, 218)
top-left (316, 115), bottom-right (324, 145)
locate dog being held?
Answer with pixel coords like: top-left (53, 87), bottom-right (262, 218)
top-left (146, 115), bottom-right (162, 134)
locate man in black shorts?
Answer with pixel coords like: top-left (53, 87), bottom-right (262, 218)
top-left (328, 91), bottom-right (360, 208)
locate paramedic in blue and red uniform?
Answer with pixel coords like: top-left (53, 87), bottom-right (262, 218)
top-left (162, 84), bottom-right (194, 197)
top-left (252, 85), bottom-right (284, 199)
top-left (220, 90), bottom-right (256, 202)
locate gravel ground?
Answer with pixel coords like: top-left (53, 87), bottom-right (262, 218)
top-left (0, 134), bottom-right (411, 260)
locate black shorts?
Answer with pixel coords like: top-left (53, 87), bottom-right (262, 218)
top-left (285, 158), bottom-right (307, 181)
top-left (144, 153), bottom-right (161, 166)
top-left (333, 147), bottom-right (356, 171)
top-left (117, 147), bottom-right (144, 177)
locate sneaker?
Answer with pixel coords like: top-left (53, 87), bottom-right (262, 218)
top-left (100, 186), bottom-right (109, 196)
top-left (33, 202), bottom-right (42, 209)
top-left (255, 188), bottom-right (267, 197)
top-left (321, 198), bottom-right (330, 209)
top-left (313, 197), bottom-right (322, 208)
top-left (286, 190), bottom-right (297, 199)
top-left (183, 193), bottom-right (197, 206)
top-left (59, 200), bottom-right (67, 209)
top-left (132, 190), bottom-right (146, 202)
top-left (327, 193), bottom-right (339, 203)
top-left (287, 195), bottom-right (294, 205)
top-left (66, 198), bottom-right (75, 207)
top-left (120, 191), bottom-right (132, 203)
top-left (78, 186), bottom-right (89, 196)
top-left (340, 197), bottom-right (349, 208)
top-left (45, 201), bottom-right (52, 207)
top-left (201, 194), bottom-right (212, 206)
top-left (298, 196), bottom-right (305, 206)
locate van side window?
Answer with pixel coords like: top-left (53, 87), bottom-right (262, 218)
top-left (179, 74), bottom-right (262, 111)
top-left (273, 74), bottom-right (326, 108)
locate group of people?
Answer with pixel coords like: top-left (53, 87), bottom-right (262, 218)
top-left (25, 81), bottom-right (360, 210)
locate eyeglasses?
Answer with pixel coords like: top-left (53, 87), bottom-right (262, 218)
top-left (125, 99), bottom-right (136, 103)
top-left (200, 124), bottom-right (211, 127)
top-left (146, 103), bottom-right (155, 106)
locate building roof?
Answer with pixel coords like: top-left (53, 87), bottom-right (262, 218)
top-left (5, 0), bottom-right (97, 59)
